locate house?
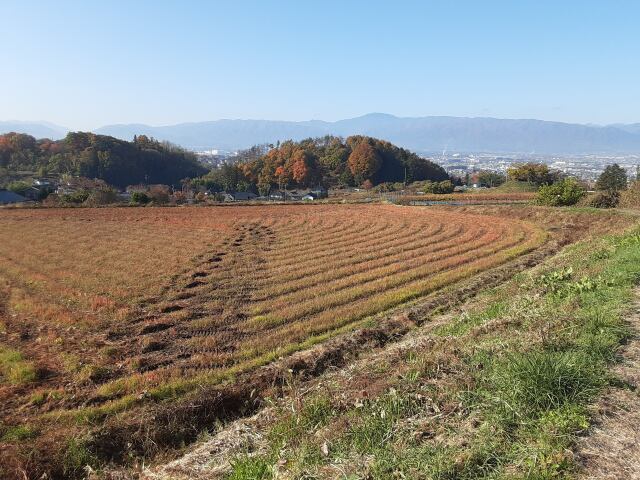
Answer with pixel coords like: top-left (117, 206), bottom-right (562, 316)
top-left (28, 179), bottom-right (57, 200)
top-left (22, 186), bottom-right (45, 201)
top-left (223, 191), bottom-right (257, 202)
top-left (33, 178), bottom-right (55, 188)
top-left (58, 177), bottom-right (109, 195)
top-left (0, 189), bottom-right (29, 205)
top-left (309, 186), bottom-right (328, 199)
top-left (269, 191), bottom-right (286, 200)
top-left (302, 192), bottom-right (318, 201)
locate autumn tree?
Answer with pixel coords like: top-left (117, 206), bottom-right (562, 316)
top-left (348, 141), bottom-right (382, 184)
top-left (291, 149), bottom-right (313, 185)
top-left (274, 165), bottom-right (292, 190)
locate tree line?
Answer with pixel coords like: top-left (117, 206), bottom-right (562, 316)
top-left (194, 135), bottom-right (450, 194)
top-left (0, 132), bottom-right (207, 188)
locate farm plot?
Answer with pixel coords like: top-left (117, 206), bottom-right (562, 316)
top-left (0, 204), bottom-right (545, 474)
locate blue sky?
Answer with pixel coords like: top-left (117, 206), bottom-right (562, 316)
top-left (1, 0), bottom-right (639, 129)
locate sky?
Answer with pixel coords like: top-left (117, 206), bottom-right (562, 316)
top-left (1, 0), bottom-right (639, 130)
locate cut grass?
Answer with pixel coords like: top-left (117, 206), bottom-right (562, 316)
top-left (227, 222), bottom-right (640, 479)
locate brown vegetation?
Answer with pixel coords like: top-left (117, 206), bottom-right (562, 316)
top-left (0, 203), bottom-right (631, 478)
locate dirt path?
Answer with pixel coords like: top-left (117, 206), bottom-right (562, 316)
top-left (577, 288), bottom-right (640, 479)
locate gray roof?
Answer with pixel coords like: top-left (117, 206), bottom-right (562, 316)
top-left (230, 192), bottom-right (257, 200)
top-left (0, 190), bottom-right (28, 204)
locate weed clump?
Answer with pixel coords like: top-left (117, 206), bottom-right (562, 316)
top-left (485, 350), bottom-right (605, 423)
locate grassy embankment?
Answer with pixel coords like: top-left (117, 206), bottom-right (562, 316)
top-left (227, 223), bottom-right (640, 479)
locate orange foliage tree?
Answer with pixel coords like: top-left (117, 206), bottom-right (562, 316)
top-left (348, 141), bottom-right (382, 184)
top-left (292, 149), bottom-right (312, 184)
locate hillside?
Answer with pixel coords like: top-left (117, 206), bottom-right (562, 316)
top-left (195, 136), bottom-right (449, 191)
top-left (0, 132), bottom-right (206, 188)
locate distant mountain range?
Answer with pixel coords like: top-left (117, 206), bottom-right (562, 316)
top-left (3, 114), bottom-right (640, 154)
top-left (0, 121), bottom-right (69, 140)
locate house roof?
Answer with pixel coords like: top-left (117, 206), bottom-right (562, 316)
top-left (0, 190), bottom-right (29, 204)
top-left (232, 192), bottom-right (257, 200)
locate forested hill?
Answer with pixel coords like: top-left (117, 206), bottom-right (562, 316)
top-left (0, 132), bottom-right (207, 188)
top-left (196, 135), bottom-right (449, 192)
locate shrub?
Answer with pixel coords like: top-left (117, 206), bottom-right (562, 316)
top-left (361, 179), bottom-right (374, 190)
top-left (583, 190), bottom-right (620, 208)
top-left (6, 180), bottom-right (31, 195)
top-left (536, 178), bottom-right (585, 206)
top-left (423, 180), bottom-right (455, 194)
top-left (86, 188), bottom-right (119, 206)
top-left (131, 191), bottom-right (150, 204)
top-left (149, 185), bottom-right (171, 204)
top-left (61, 189), bottom-right (91, 204)
top-left (619, 180), bottom-right (640, 208)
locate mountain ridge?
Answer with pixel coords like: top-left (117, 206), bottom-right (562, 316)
top-left (3, 115), bottom-right (640, 154)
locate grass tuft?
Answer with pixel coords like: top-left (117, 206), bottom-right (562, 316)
top-left (0, 346), bottom-right (37, 385)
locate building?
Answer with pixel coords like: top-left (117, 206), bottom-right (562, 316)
top-left (302, 192), bottom-right (318, 201)
top-left (269, 191), bottom-right (285, 200)
top-left (310, 186), bottom-right (328, 199)
top-left (57, 177), bottom-right (109, 195)
top-left (223, 191), bottom-right (257, 202)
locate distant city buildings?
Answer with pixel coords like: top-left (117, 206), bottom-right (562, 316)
top-left (426, 151), bottom-right (640, 182)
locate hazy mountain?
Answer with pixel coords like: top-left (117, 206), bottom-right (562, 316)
top-left (95, 114), bottom-right (640, 154)
top-left (4, 116), bottom-right (640, 154)
top-left (0, 121), bottom-right (68, 139)
top-left (610, 123), bottom-right (640, 135)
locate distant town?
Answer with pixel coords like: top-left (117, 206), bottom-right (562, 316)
top-left (428, 151), bottom-right (640, 182)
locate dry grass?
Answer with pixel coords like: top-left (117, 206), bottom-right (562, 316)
top-left (396, 191), bottom-right (536, 204)
top-left (0, 203), bottom-right (569, 478)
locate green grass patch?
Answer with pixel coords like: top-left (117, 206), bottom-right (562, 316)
top-left (0, 346), bottom-right (37, 385)
top-left (479, 350), bottom-right (605, 425)
top-left (1, 424), bottom-right (39, 442)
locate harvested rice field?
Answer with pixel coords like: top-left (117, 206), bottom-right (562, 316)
top-left (3, 203), bottom-right (629, 478)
